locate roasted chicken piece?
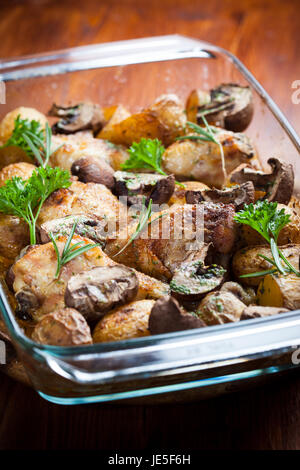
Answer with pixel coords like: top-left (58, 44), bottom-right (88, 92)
top-left (50, 132), bottom-right (128, 171)
top-left (11, 234), bottom-right (169, 321)
top-left (0, 162), bottom-right (36, 186)
top-left (162, 129), bottom-right (255, 187)
top-left (38, 181), bottom-right (121, 235)
top-left (105, 203), bottom-right (237, 281)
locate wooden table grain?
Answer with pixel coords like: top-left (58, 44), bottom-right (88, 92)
top-left (0, 0), bottom-right (299, 450)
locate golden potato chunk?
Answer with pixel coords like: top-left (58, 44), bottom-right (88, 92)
top-left (32, 308), bottom-right (92, 346)
top-left (232, 244), bottom-right (300, 287)
top-left (241, 204), bottom-right (300, 246)
top-left (98, 94), bottom-right (186, 147)
top-left (258, 273), bottom-right (300, 310)
top-left (93, 299), bottom-right (155, 343)
top-left (0, 107), bottom-right (47, 144)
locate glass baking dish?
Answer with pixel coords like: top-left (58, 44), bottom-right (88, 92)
top-left (0, 35), bottom-right (300, 405)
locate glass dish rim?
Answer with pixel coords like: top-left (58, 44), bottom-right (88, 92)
top-left (0, 34), bottom-right (299, 366)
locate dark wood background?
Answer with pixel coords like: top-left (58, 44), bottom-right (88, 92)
top-left (0, 0), bottom-right (300, 450)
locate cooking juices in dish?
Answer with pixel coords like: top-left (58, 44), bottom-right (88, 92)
top-left (0, 83), bottom-right (299, 347)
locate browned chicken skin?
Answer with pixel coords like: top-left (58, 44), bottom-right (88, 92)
top-left (105, 203), bottom-right (237, 281)
top-left (11, 234), bottom-right (169, 321)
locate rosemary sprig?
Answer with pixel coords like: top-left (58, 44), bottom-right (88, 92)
top-left (49, 222), bottom-right (100, 278)
top-left (22, 122), bottom-right (62, 167)
top-left (114, 198), bottom-right (153, 257)
top-left (1, 116), bottom-right (44, 159)
top-left (175, 117), bottom-right (227, 183)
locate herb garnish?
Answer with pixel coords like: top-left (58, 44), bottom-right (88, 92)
top-left (22, 122), bottom-right (61, 167)
top-left (114, 197), bottom-right (153, 257)
top-left (2, 117), bottom-right (61, 167)
top-left (1, 116), bottom-right (44, 160)
top-left (49, 222), bottom-right (100, 279)
top-left (175, 117), bottom-right (227, 183)
top-left (234, 200), bottom-right (300, 278)
top-left (0, 166), bottom-right (71, 244)
top-left (121, 138), bottom-right (184, 187)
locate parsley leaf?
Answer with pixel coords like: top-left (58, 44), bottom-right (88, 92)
top-left (121, 138), bottom-right (166, 175)
top-left (234, 200), bottom-right (300, 277)
top-left (234, 200), bottom-right (290, 242)
top-left (0, 166), bottom-right (71, 244)
top-left (121, 138), bottom-right (184, 187)
top-left (2, 115), bottom-right (44, 159)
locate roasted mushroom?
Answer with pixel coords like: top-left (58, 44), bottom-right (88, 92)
top-left (230, 158), bottom-right (294, 205)
top-left (65, 265), bottom-right (139, 322)
top-left (241, 305), bottom-right (289, 320)
top-left (220, 282), bottom-right (256, 306)
top-left (170, 252), bottom-right (226, 301)
top-left (114, 171), bottom-right (175, 206)
top-left (186, 84), bottom-right (254, 132)
top-left (197, 291), bottom-right (245, 325)
top-left (49, 102), bottom-right (105, 135)
top-left (186, 181), bottom-right (255, 211)
top-left (32, 308), bottom-right (92, 346)
top-left (38, 214), bottom-right (107, 246)
top-left (149, 295), bottom-right (205, 335)
top-left (71, 155), bottom-right (115, 189)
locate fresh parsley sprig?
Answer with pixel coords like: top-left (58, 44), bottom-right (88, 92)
top-left (121, 138), bottom-right (166, 175)
top-left (49, 222), bottom-right (100, 279)
top-left (234, 200), bottom-right (300, 278)
top-left (175, 117), bottom-right (227, 184)
top-left (0, 166), bottom-right (71, 244)
top-left (121, 138), bottom-right (184, 188)
top-left (1, 116), bottom-right (61, 167)
top-left (1, 116), bottom-right (44, 159)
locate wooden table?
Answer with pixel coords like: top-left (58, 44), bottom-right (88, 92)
top-left (0, 0), bottom-right (299, 450)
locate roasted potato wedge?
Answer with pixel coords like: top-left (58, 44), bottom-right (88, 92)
top-left (197, 291), bottom-right (245, 325)
top-left (0, 107), bottom-right (47, 144)
top-left (93, 299), bottom-right (155, 343)
top-left (98, 95), bottom-right (186, 147)
top-left (240, 204), bottom-right (300, 246)
top-left (232, 244), bottom-right (300, 287)
top-left (258, 273), bottom-right (300, 310)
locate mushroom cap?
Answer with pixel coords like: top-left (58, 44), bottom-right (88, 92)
top-left (241, 305), bottom-right (289, 320)
top-left (148, 295), bottom-right (205, 335)
top-left (38, 214), bottom-right (107, 246)
top-left (230, 158), bottom-right (294, 205)
top-left (114, 171), bottom-right (175, 206)
top-left (49, 102), bottom-right (105, 135)
top-left (71, 155), bottom-right (115, 189)
top-left (170, 257), bottom-right (226, 301)
top-left (186, 181), bottom-right (255, 211)
top-left (65, 265), bottom-right (139, 322)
